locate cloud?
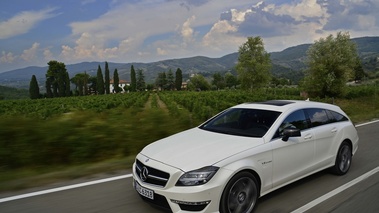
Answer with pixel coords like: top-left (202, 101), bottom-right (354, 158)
top-left (321, 0), bottom-right (379, 31)
top-left (202, 20), bottom-right (240, 51)
top-left (0, 8), bottom-right (58, 39)
top-left (81, 0), bottom-right (97, 5)
top-left (43, 48), bottom-right (54, 61)
top-left (0, 51), bottom-right (16, 63)
top-left (157, 47), bottom-right (167, 55)
top-left (62, 0), bottom-right (255, 62)
top-left (21, 42), bottom-right (40, 62)
top-left (180, 16), bottom-right (196, 46)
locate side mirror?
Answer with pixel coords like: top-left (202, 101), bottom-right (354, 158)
top-left (282, 128), bottom-right (301, 142)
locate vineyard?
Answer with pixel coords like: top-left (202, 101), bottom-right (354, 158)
top-left (0, 86), bottom-right (378, 171)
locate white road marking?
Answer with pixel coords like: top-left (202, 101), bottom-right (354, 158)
top-left (291, 166), bottom-right (379, 213)
top-left (0, 174), bottom-right (133, 203)
top-left (355, 119), bottom-right (379, 127)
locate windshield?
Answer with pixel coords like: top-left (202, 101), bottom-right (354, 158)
top-left (200, 108), bottom-right (281, 137)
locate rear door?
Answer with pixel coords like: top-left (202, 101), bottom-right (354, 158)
top-left (306, 108), bottom-right (340, 168)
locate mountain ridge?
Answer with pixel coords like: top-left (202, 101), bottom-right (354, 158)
top-left (1, 36), bottom-right (378, 89)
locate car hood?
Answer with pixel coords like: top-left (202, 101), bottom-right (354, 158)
top-left (140, 127), bottom-right (263, 172)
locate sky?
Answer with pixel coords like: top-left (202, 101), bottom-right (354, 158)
top-left (0, 0), bottom-right (378, 73)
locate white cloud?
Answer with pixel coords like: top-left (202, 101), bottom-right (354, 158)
top-left (180, 16), bottom-right (196, 45)
top-left (0, 8), bottom-right (58, 39)
top-left (62, 0), bottom-right (255, 62)
top-left (21, 42), bottom-right (40, 62)
top-left (0, 51), bottom-right (16, 63)
top-left (157, 47), bottom-right (167, 56)
top-left (43, 48), bottom-right (54, 61)
top-left (202, 20), bottom-right (240, 52)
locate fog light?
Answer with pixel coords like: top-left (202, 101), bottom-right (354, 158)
top-left (171, 199), bottom-right (210, 205)
top-left (170, 199), bottom-right (211, 211)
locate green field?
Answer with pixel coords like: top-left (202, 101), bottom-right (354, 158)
top-left (0, 87), bottom-right (378, 191)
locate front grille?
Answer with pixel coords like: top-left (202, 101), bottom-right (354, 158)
top-left (135, 159), bottom-right (170, 187)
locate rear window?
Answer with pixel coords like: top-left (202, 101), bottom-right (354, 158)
top-left (306, 108), bottom-right (329, 127)
top-left (306, 108), bottom-right (349, 128)
top-left (328, 110), bottom-right (349, 122)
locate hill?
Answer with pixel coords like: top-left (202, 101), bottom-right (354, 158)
top-left (0, 85), bottom-right (29, 100)
top-left (0, 36), bottom-right (378, 89)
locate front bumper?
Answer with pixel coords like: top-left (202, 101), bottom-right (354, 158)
top-left (132, 154), bottom-right (231, 213)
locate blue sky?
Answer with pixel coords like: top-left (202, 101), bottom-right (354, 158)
top-left (1, 0), bottom-right (378, 73)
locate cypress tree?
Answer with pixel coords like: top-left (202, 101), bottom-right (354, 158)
top-left (105, 61), bottom-right (110, 94)
top-left (29, 75), bottom-right (40, 99)
top-left (167, 69), bottom-right (174, 90)
top-left (65, 72), bottom-right (71, 96)
top-left (97, 65), bottom-right (105, 94)
top-left (136, 69), bottom-right (145, 91)
top-left (175, 68), bottom-right (183, 90)
top-left (130, 65), bottom-right (136, 92)
top-left (113, 69), bottom-right (120, 93)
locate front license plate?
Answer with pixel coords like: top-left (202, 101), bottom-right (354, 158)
top-left (135, 181), bottom-right (154, 200)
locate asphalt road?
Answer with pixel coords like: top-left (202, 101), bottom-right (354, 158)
top-left (1, 121), bottom-right (378, 213)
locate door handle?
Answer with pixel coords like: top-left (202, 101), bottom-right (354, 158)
top-left (331, 128), bottom-right (337, 133)
top-left (304, 134), bottom-right (313, 140)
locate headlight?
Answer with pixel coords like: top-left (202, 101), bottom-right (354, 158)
top-left (176, 166), bottom-right (219, 186)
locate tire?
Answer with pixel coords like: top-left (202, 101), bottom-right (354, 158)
top-left (331, 141), bottom-right (352, 175)
top-left (220, 172), bottom-right (259, 213)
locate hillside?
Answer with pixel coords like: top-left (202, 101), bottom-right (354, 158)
top-left (0, 85), bottom-right (29, 100)
top-left (0, 36), bottom-right (378, 89)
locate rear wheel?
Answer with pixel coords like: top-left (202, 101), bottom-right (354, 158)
top-left (331, 141), bottom-right (352, 175)
top-left (220, 172), bottom-right (258, 213)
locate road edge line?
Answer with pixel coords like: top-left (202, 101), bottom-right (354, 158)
top-left (0, 174), bottom-right (133, 203)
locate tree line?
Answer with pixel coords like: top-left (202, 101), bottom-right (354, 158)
top-left (29, 62), bottom-right (184, 99)
top-left (30, 31), bottom-right (367, 99)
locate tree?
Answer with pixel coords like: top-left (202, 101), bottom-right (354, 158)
top-left (96, 65), bottom-right (105, 95)
top-left (136, 69), bottom-right (145, 91)
top-left (156, 72), bottom-right (167, 90)
top-left (236, 36), bottom-right (271, 91)
top-left (88, 76), bottom-right (97, 94)
top-left (225, 72), bottom-right (238, 89)
top-left (130, 65), bottom-right (137, 92)
top-left (65, 72), bottom-right (71, 96)
top-left (113, 69), bottom-right (121, 93)
top-left (175, 68), bottom-right (183, 90)
top-left (188, 74), bottom-right (211, 91)
top-left (29, 75), bottom-right (40, 99)
top-left (166, 69), bottom-right (175, 90)
top-left (302, 31), bottom-right (359, 97)
top-left (105, 61), bottom-right (110, 94)
top-left (212, 73), bottom-right (225, 90)
top-left (71, 72), bottom-right (89, 96)
top-left (45, 60), bottom-right (69, 98)
top-left (354, 56), bottom-right (365, 82)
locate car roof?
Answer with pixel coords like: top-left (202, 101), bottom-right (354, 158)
top-left (232, 100), bottom-right (343, 114)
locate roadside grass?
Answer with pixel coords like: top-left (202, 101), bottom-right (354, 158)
top-left (0, 98), bottom-right (194, 193)
top-left (336, 96), bottom-right (379, 124)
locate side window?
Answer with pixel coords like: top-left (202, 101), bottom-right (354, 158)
top-left (306, 108), bottom-right (329, 127)
top-left (277, 110), bottom-right (309, 137)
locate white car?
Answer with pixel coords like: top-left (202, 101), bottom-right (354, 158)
top-left (132, 100), bottom-right (359, 213)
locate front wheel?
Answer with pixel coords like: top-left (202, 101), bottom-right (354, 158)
top-left (220, 172), bottom-right (259, 213)
top-left (331, 141), bottom-right (352, 175)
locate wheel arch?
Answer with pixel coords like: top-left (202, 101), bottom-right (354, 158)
top-left (229, 168), bottom-right (262, 197)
